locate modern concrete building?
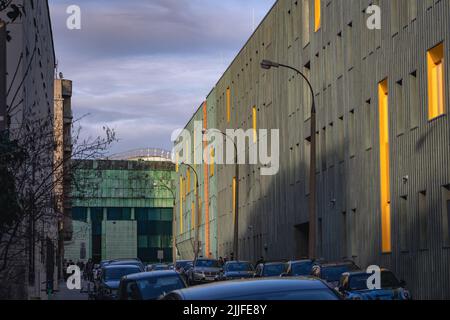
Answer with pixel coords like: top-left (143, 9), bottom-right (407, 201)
top-left (175, 0), bottom-right (450, 299)
top-left (0, 0), bottom-right (58, 299)
top-left (67, 150), bottom-right (176, 264)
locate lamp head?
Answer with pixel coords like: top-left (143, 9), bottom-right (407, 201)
top-left (260, 60), bottom-right (279, 70)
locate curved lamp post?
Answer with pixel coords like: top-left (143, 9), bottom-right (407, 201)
top-left (203, 128), bottom-right (239, 260)
top-left (153, 181), bottom-right (175, 263)
top-left (260, 59), bottom-right (317, 259)
top-left (179, 162), bottom-right (201, 262)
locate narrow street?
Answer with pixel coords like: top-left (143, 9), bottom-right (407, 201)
top-left (52, 279), bottom-right (90, 301)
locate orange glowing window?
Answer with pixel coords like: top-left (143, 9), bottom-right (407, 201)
top-left (179, 176), bottom-right (183, 233)
top-left (252, 106), bottom-right (257, 143)
top-left (232, 177), bottom-right (236, 224)
top-left (210, 148), bottom-right (215, 177)
top-left (314, 0), bottom-right (321, 32)
top-left (226, 87), bottom-right (231, 123)
top-left (378, 79), bottom-right (391, 253)
top-left (191, 201), bottom-right (195, 230)
top-left (187, 169), bottom-right (191, 194)
top-left (427, 42), bottom-right (445, 120)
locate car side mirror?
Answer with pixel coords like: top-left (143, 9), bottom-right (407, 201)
top-left (219, 268), bottom-right (224, 272)
top-left (280, 273), bottom-right (288, 277)
top-left (338, 286), bottom-right (345, 293)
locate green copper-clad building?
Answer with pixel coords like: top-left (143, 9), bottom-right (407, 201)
top-left (66, 149), bottom-right (175, 264)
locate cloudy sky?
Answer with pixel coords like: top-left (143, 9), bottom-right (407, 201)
top-left (48, 0), bottom-right (275, 155)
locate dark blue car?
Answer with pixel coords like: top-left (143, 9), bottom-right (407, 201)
top-left (337, 269), bottom-right (412, 300)
top-left (162, 277), bottom-right (342, 300)
top-left (217, 261), bottom-right (255, 280)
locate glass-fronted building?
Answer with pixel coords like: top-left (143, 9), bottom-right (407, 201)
top-left (66, 153), bottom-right (175, 264)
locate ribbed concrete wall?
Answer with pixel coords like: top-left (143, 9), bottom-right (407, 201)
top-left (175, 0), bottom-right (450, 299)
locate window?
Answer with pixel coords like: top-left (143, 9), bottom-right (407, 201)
top-left (399, 196), bottom-right (408, 252)
top-left (186, 168), bottom-right (191, 194)
top-left (191, 201), bottom-right (195, 230)
top-left (226, 87), bottom-right (231, 123)
top-left (379, 79), bottom-right (391, 253)
top-left (314, 0), bottom-right (321, 32)
top-left (419, 191), bottom-right (428, 249)
top-left (409, 71), bottom-right (419, 129)
top-left (210, 147), bottom-right (215, 177)
top-left (304, 138), bottom-right (311, 195)
top-left (252, 106), bottom-right (257, 143)
top-left (342, 211), bottom-right (348, 258)
top-left (443, 185), bottom-right (450, 247)
top-left (321, 127), bottom-right (327, 171)
top-left (302, 0), bottom-right (310, 47)
top-left (396, 79), bottom-right (405, 135)
top-left (175, 152), bottom-right (179, 173)
top-left (179, 176), bottom-right (183, 233)
top-left (427, 42), bottom-right (445, 120)
top-left (232, 177), bottom-right (236, 224)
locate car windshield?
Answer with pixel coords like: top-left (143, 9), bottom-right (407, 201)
top-left (226, 263), bottom-right (254, 272)
top-left (291, 262), bottom-right (313, 276)
top-left (154, 265), bottom-right (169, 270)
top-left (348, 274), bottom-right (371, 290)
top-left (176, 261), bottom-right (191, 269)
top-left (263, 264), bottom-right (286, 276)
top-left (321, 265), bottom-right (353, 282)
top-left (348, 271), bottom-right (401, 290)
top-left (195, 260), bottom-right (219, 268)
top-left (104, 267), bottom-right (140, 281)
top-left (137, 276), bottom-right (185, 300)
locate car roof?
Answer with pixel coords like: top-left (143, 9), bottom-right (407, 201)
top-left (318, 261), bottom-right (357, 267)
top-left (171, 278), bottom-right (332, 300)
top-left (261, 261), bottom-right (287, 266)
top-left (103, 264), bottom-right (141, 270)
top-left (289, 260), bottom-right (314, 264)
top-left (109, 260), bottom-right (142, 265)
top-left (343, 268), bottom-right (391, 277)
top-left (123, 270), bottom-right (179, 281)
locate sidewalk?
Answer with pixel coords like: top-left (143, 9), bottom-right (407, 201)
top-left (51, 279), bottom-right (90, 300)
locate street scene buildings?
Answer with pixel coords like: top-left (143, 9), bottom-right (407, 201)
top-left (174, 0), bottom-right (450, 299)
top-left (0, 0), bottom-right (450, 301)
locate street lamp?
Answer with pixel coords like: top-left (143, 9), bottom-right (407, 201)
top-left (179, 162), bottom-right (201, 263)
top-left (202, 128), bottom-right (239, 261)
top-left (260, 59), bottom-right (317, 259)
top-left (153, 181), bottom-right (176, 264)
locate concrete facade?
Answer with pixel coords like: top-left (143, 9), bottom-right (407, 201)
top-left (175, 0), bottom-right (450, 299)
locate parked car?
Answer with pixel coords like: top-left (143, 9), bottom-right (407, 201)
top-left (281, 260), bottom-right (316, 277)
top-left (180, 261), bottom-right (194, 283)
top-left (254, 262), bottom-right (287, 278)
top-left (337, 269), bottom-right (411, 300)
top-left (118, 270), bottom-right (187, 300)
top-left (96, 265), bottom-right (142, 300)
top-left (108, 259), bottom-right (145, 272)
top-left (311, 261), bottom-right (360, 288)
top-left (216, 261), bottom-right (255, 281)
top-left (188, 259), bottom-right (222, 285)
top-left (146, 264), bottom-right (170, 272)
top-left (175, 260), bottom-right (192, 272)
top-left (162, 278), bottom-right (342, 300)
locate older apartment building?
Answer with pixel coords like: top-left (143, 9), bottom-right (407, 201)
top-left (1, 0), bottom-right (58, 299)
top-left (175, 0), bottom-right (450, 299)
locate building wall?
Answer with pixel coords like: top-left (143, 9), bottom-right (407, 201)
top-left (64, 221), bottom-right (91, 264)
top-left (175, 0), bottom-right (450, 299)
top-left (0, 0), bottom-right (57, 300)
top-left (70, 160), bottom-right (175, 264)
